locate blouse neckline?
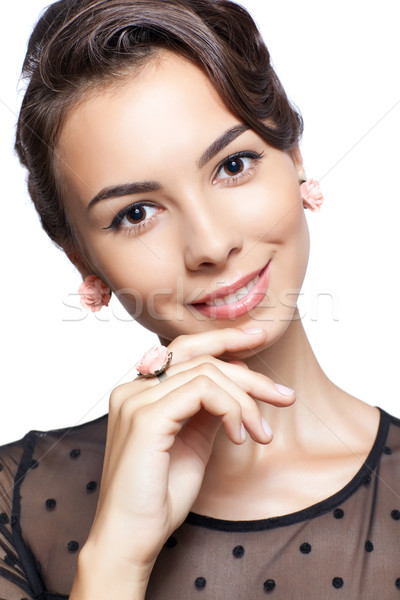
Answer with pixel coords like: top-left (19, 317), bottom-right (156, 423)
top-left (185, 407), bottom-right (391, 532)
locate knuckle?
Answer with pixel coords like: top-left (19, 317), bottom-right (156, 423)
top-left (170, 334), bottom-right (185, 348)
top-left (197, 361), bottom-right (219, 376)
top-left (186, 354), bottom-right (214, 369)
top-left (191, 373), bottom-right (215, 394)
top-left (109, 384), bottom-right (128, 410)
top-left (131, 403), bottom-right (152, 424)
top-left (229, 403), bottom-right (242, 420)
top-left (118, 397), bottom-right (134, 421)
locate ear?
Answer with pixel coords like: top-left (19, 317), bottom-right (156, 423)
top-left (65, 249), bottom-right (92, 280)
top-left (289, 145), bottom-right (306, 182)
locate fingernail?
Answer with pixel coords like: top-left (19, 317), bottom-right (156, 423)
top-left (240, 423), bottom-right (247, 442)
top-left (274, 383), bottom-right (295, 396)
top-left (261, 417), bottom-right (273, 437)
top-left (241, 328), bottom-right (264, 334)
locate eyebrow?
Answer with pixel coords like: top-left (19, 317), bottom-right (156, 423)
top-left (196, 123), bottom-right (250, 169)
top-left (87, 181), bottom-right (161, 211)
top-left (87, 123), bottom-right (250, 211)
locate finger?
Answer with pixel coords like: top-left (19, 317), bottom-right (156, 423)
top-left (129, 375), bottom-right (248, 450)
top-left (108, 354), bottom-right (293, 445)
top-left (167, 327), bottom-right (267, 365)
top-left (113, 363), bottom-right (273, 447)
top-left (102, 377), bottom-right (242, 485)
top-left (173, 355), bottom-right (295, 407)
top-left (226, 360), bottom-right (249, 368)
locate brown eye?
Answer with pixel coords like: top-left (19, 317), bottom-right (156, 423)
top-left (104, 203), bottom-right (158, 232)
top-left (223, 158), bottom-right (245, 176)
top-left (125, 206), bottom-right (146, 224)
top-left (214, 152), bottom-right (263, 184)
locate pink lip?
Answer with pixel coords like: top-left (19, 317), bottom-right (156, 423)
top-left (189, 260), bottom-right (271, 320)
top-left (191, 263), bottom-right (268, 304)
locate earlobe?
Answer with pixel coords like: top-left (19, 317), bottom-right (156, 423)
top-left (65, 249), bottom-right (91, 279)
top-left (299, 179), bottom-right (324, 212)
top-left (288, 147), bottom-right (324, 212)
top-left (288, 145), bottom-right (306, 182)
top-left (66, 249), bottom-right (112, 312)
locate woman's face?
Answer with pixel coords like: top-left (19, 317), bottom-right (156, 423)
top-left (58, 51), bottom-right (310, 351)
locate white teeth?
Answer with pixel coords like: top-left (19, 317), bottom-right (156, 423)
top-left (214, 297), bottom-right (225, 306)
top-left (205, 274), bottom-right (260, 306)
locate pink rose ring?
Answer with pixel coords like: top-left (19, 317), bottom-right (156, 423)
top-left (135, 344), bottom-right (173, 381)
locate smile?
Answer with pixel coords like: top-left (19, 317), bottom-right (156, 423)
top-left (189, 260), bottom-right (271, 319)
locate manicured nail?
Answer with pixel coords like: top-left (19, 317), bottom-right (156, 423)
top-left (274, 383), bottom-right (295, 396)
top-left (261, 417), bottom-right (273, 437)
top-left (240, 423), bottom-right (247, 442)
top-left (241, 328), bottom-right (264, 334)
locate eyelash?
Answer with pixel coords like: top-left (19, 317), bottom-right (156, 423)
top-left (103, 150), bottom-right (264, 235)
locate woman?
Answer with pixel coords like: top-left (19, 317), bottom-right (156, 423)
top-left (1, 0), bottom-right (399, 598)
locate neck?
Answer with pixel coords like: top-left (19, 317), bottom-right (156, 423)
top-left (212, 309), bottom-right (376, 460)
top-left (244, 310), bottom-right (335, 439)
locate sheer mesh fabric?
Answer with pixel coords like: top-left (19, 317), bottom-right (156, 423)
top-left (1, 409), bottom-right (400, 599)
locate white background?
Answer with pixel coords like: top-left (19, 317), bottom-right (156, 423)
top-left (1, 1), bottom-right (399, 444)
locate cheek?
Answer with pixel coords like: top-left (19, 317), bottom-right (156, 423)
top-left (84, 233), bottom-right (183, 325)
top-left (244, 177), bottom-right (308, 248)
top-left (244, 180), bottom-right (310, 298)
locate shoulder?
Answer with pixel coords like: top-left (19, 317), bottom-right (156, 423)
top-left (0, 436), bottom-right (26, 521)
top-left (0, 417), bottom-right (107, 596)
top-left (380, 408), bottom-right (400, 446)
top-left (372, 408), bottom-right (400, 493)
top-left (0, 414), bottom-right (108, 515)
top-left (379, 408), bottom-right (400, 457)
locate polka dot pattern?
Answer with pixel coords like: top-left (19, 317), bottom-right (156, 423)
top-left (67, 541), bottom-right (79, 553)
top-left (195, 576), bottom-right (206, 589)
top-left (86, 481), bottom-right (97, 492)
top-left (263, 579), bottom-right (276, 592)
top-left (365, 540), bottom-right (374, 552)
top-left (1, 407), bottom-right (400, 598)
top-left (232, 545), bottom-right (245, 558)
top-left (0, 513), bottom-right (9, 525)
top-left (332, 577), bottom-right (344, 589)
top-left (165, 536), bottom-right (177, 548)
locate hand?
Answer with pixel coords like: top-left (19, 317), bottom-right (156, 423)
top-left (79, 328), bottom-right (295, 591)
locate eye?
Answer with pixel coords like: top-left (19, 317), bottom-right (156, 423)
top-left (213, 151), bottom-right (264, 186)
top-left (218, 156), bottom-right (252, 179)
top-left (120, 204), bottom-right (157, 227)
top-left (102, 203), bottom-right (159, 234)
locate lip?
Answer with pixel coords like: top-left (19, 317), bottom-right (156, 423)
top-left (189, 259), bottom-right (271, 320)
top-left (191, 262), bottom-right (269, 304)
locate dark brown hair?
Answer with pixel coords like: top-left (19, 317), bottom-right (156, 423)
top-left (15, 0), bottom-right (304, 268)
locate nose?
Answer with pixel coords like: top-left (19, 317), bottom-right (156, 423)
top-left (182, 193), bottom-right (243, 271)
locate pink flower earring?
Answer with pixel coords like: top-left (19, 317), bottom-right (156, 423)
top-left (299, 178), bottom-right (324, 212)
top-left (78, 275), bottom-right (111, 312)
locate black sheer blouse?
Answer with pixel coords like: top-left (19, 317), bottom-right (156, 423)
top-left (1, 408), bottom-right (400, 599)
